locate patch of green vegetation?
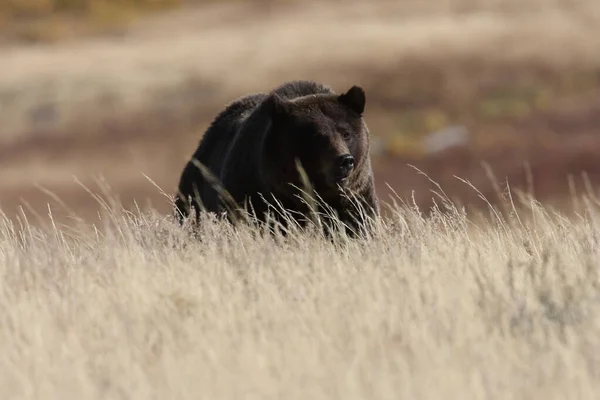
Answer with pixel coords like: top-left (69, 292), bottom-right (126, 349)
top-left (476, 83), bottom-right (563, 120)
top-left (476, 71), bottom-right (598, 121)
top-left (478, 93), bottom-right (533, 120)
top-left (382, 69), bottom-right (600, 157)
top-left (0, 0), bottom-right (184, 42)
top-left (386, 135), bottom-right (426, 158)
top-left (391, 108), bottom-right (450, 138)
top-left (0, 0), bottom-right (182, 18)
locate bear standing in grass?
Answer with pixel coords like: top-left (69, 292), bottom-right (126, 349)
top-left (174, 80), bottom-right (380, 236)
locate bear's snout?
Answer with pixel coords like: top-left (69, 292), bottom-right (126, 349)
top-left (335, 154), bottom-right (355, 182)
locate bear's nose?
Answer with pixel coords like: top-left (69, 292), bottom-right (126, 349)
top-left (337, 154), bottom-right (355, 176)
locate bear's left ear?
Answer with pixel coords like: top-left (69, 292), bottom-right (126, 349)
top-left (339, 85), bottom-right (366, 115)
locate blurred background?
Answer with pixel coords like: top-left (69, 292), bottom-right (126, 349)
top-left (1, 0), bottom-right (599, 225)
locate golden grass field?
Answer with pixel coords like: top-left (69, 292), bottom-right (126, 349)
top-left (2, 180), bottom-right (600, 399)
top-left (1, 0), bottom-right (600, 397)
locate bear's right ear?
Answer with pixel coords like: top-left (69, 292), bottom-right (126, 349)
top-left (263, 93), bottom-right (289, 119)
top-left (339, 85), bottom-right (366, 115)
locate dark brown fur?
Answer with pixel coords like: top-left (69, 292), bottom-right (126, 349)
top-left (174, 80), bottom-right (380, 236)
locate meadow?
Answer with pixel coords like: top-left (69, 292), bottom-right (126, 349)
top-left (1, 0), bottom-right (600, 398)
top-left (1, 178), bottom-right (600, 399)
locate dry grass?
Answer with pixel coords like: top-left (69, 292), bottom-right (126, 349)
top-left (1, 0), bottom-right (600, 239)
top-left (1, 176), bottom-right (600, 399)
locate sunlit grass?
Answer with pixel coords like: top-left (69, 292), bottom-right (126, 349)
top-left (1, 174), bottom-right (599, 399)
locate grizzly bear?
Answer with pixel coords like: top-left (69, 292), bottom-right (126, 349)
top-left (174, 80), bottom-right (380, 237)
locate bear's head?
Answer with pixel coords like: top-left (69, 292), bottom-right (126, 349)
top-left (260, 85), bottom-right (371, 200)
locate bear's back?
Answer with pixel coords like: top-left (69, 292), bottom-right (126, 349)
top-left (270, 80), bottom-right (334, 100)
top-left (175, 92), bottom-right (268, 218)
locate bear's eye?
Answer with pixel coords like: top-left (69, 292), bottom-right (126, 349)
top-left (342, 131), bottom-right (351, 140)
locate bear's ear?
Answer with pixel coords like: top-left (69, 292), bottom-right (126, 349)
top-left (339, 85), bottom-right (366, 115)
top-left (263, 93), bottom-right (289, 119)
